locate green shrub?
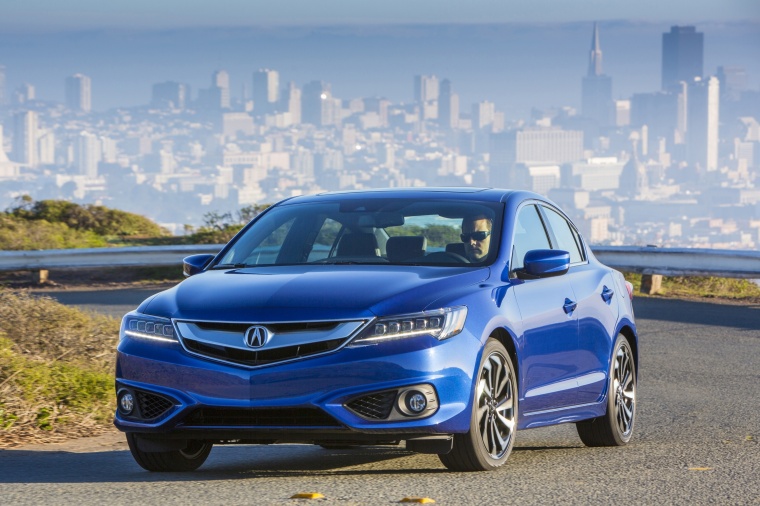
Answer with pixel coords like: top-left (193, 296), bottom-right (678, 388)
top-left (0, 291), bottom-right (119, 446)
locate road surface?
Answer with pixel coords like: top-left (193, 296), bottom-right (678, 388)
top-left (2, 290), bottom-right (758, 505)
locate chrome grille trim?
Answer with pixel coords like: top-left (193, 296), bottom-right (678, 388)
top-left (175, 320), bottom-right (366, 352)
top-left (173, 317), bottom-right (372, 369)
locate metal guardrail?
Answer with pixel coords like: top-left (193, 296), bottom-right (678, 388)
top-left (0, 244), bottom-right (758, 279)
top-left (591, 246), bottom-right (760, 279)
top-left (0, 245), bottom-right (224, 271)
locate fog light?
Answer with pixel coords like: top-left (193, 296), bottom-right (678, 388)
top-left (406, 391), bottom-right (427, 414)
top-left (119, 391), bottom-right (135, 415)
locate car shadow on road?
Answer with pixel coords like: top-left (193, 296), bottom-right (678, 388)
top-left (0, 445), bottom-right (449, 483)
top-left (633, 297), bottom-right (760, 331)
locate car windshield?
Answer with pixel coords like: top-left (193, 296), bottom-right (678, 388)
top-left (215, 198), bottom-right (503, 267)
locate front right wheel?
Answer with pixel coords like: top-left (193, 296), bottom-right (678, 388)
top-left (576, 334), bottom-right (637, 446)
top-left (439, 338), bottom-right (517, 471)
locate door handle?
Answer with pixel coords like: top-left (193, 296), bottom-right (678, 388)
top-left (563, 298), bottom-right (577, 314)
top-left (601, 285), bottom-right (615, 303)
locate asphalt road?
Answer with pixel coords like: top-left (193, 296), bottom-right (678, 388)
top-left (1, 290), bottom-right (759, 505)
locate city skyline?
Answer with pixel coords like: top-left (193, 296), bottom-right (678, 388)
top-left (2, 0), bottom-right (758, 31)
top-left (1, 22), bottom-right (759, 251)
top-left (1, 21), bottom-right (758, 115)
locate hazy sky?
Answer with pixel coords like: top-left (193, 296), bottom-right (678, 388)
top-left (3, 0), bottom-right (759, 31)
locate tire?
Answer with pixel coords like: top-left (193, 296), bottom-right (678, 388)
top-left (576, 334), bottom-right (637, 446)
top-left (439, 338), bottom-right (517, 472)
top-left (126, 433), bottom-right (212, 472)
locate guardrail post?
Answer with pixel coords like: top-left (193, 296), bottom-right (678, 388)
top-left (640, 274), bottom-right (662, 295)
top-left (33, 269), bottom-right (49, 284)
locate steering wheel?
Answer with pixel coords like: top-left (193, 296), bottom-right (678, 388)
top-left (421, 251), bottom-right (470, 264)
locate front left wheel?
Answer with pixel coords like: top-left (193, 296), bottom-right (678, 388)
top-left (439, 338), bottom-right (517, 471)
top-left (126, 434), bottom-right (213, 472)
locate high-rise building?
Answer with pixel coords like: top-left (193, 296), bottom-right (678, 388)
top-left (15, 83), bottom-right (35, 104)
top-left (581, 23), bottom-right (613, 127)
top-left (76, 131), bottom-right (100, 178)
top-left (687, 76), bottom-right (720, 171)
top-left (301, 81), bottom-right (332, 126)
top-left (0, 65), bottom-right (5, 105)
top-left (212, 70), bottom-right (231, 109)
top-left (662, 26), bottom-right (703, 91)
top-left (414, 75), bottom-right (439, 120)
top-left (716, 66), bottom-right (748, 102)
top-left (284, 82), bottom-right (302, 125)
top-left (12, 110), bottom-right (38, 167)
top-left (37, 130), bottom-right (56, 165)
top-left (65, 74), bottom-right (92, 112)
top-left (151, 81), bottom-right (188, 110)
top-left (472, 101), bottom-right (496, 130)
top-left (253, 69), bottom-right (280, 115)
top-left (438, 79), bottom-right (459, 129)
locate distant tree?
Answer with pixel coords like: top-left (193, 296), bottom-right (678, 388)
top-left (189, 203), bottom-right (272, 244)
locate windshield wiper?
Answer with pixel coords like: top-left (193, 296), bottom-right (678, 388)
top-left (210, 263), bottom-right (249, 270)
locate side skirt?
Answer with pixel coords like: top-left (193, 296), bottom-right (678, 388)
top-left (518, 401), bottom-right (606, 430)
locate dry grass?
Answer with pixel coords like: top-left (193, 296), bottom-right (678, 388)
top-left (0, 290), bottom-right (120, 447)
top-left (624, 273), bottom-right (760, 302)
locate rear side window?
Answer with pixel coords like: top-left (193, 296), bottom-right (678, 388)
top-left (511, 205), bottom-right (551, 271)
top-left (541, 206), bottom-right (583, 264)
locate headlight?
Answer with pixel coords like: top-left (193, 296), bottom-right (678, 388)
top-left (350, 306), bottom-right (467, 345)
top-left (121, 312), bottom-right (177, 343)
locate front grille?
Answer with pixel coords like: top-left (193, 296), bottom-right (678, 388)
top-left (184, 337), bottom-right (345, 367)
top-left (346, 391), bottom-right (398, 420)
top-left (182, 407), bottom-right (342, 428)
top-left (135, 391), bottom-right (174, 421)
top-left (175, 318), bottom-right (367, 369)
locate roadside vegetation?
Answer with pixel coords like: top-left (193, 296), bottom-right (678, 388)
top-left (624, 273), bottom-right (760, 302)
top-left (0, 290), bottom-right (119, 447)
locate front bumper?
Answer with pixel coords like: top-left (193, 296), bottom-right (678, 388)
top-left (114, 328), bottom-right (482, 439)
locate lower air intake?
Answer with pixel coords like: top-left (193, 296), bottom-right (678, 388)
top-left (346, 391), bottom-right (398, 420)
top-left (182, 407), bottom-right (342, 428)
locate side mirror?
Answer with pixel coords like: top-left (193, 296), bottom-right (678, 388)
top-left (521, 249), bottom-right (570, 279)
top-left (183, 254), bottom-right (215, 277)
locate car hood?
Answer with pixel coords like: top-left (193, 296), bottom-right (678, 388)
top-left (141, 265), bottom-right (490, 322)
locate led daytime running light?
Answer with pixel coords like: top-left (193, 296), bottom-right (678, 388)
top-left (352, 307), bottom-right (467, 344)
top-left (122, 315), bottom-right (176, 342)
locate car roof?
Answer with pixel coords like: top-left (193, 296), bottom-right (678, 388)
top-left (279, 187), bottom-right (533, 205)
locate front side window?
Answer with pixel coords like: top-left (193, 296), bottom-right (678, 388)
top-left (511, 205), bottom-right (551, 271)
top-left (216, 198), bottom-right (503, 267)
top-left (541, 206), bottom-right (584, 264)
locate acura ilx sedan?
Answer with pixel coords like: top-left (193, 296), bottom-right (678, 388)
top-left (115, 188), bottom-right (638, 472)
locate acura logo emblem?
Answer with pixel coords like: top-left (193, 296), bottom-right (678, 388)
top-left (244, 326), bottom-right (270, 349)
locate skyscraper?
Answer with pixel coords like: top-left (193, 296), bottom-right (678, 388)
top-left (212, 70), bottom-right (231, 109)
top-left (301, 80), bottom-right (331, 126)
top-left (253, 69), bottom-right (279, 115)
top-left (662, 26), bottom-right (704, 91)
top-left (687, 76), bottom-right (719, 171)
top-left (581, 23), bottom-right (613, 127)
top-left (438, 79), bottom-right (459, 129)
top-left (13, 111), bottom-right (38, 167)
top-left (65, 73), bottom-right (92, 112)
top-left (414, 75), bottom-right (439, 120)
top-left (0, 65), bottom-right (5, 105)
top-left (151, 81), bottom-right (188, 110)
top-left (76, 131), bottom-right (100, 178)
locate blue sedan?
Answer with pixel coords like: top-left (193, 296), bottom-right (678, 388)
top-left (115, 188), bottom-right (638, 472)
